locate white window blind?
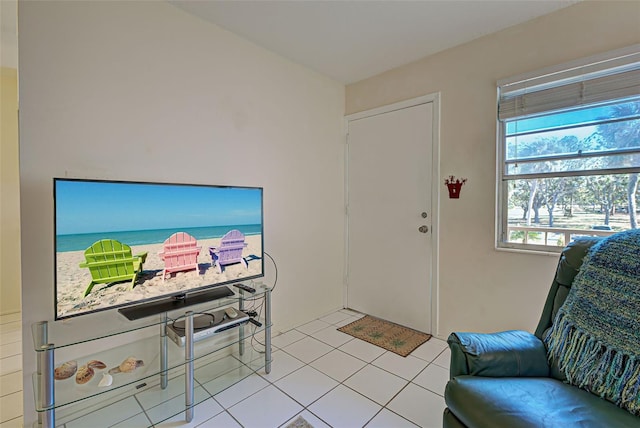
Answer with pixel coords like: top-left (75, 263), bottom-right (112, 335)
top-left (499, 48), bottom-right (640, 121)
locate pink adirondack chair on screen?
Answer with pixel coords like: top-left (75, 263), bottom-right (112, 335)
top-left (209, 229), bottom-right (248, 273)
top-left (158, 232), bottom-right (202, 281)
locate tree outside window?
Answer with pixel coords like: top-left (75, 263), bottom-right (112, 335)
top-left (497, 49), bottom-right (640, 251)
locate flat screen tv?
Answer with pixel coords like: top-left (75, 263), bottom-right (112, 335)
top-left (54, 178), bottom-right (263, 320)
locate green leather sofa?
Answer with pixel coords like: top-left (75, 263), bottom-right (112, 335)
top-left (443, 237), bottom-right (640, 428)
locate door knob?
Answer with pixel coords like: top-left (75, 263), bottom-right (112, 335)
top-left (418, 225), bottom-right (429, 233)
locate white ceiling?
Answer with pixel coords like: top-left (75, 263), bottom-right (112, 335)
top-left (170, 0), bottom-right (578, 84)
top-left (1, 0), bottom-right (578, 81)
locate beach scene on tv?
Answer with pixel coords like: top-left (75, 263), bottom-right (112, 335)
top-left (55, 180), bottom-right (263, 319)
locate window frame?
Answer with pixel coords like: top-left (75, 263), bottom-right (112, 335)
top-left (496, 45), bottom-right (640, 253)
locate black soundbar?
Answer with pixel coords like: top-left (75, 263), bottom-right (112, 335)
top-left (118, 286), bottom-right (235, 321)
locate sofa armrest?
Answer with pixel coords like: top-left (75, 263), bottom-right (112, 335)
top-left (447, 330), bottom-right (549, 378)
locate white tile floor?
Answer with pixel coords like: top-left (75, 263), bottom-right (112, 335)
top-left (2, 309), bottom-right (451, 427)
top-left (0, 312), bottom-right (23, 428)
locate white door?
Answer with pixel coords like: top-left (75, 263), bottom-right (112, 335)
top-left (346, 100), bottom-right (435, 333)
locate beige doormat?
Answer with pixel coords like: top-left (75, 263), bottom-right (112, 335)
top-left (338, 315), bottom-right (431, 357)
top-left (285, 415), bottom-right (314, 428)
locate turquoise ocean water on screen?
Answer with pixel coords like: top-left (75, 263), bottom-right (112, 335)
top-left (56, 224), bottom-right (262, 252)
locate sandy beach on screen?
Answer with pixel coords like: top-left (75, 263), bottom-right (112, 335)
top-left (56, 234), bottom-right (263, 318)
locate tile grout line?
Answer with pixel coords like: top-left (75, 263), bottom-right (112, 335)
top-left (131, 393), bottom-right (153, 428)
top-left (264, 316), bottom-right (363, 427)
top-left (0, 316), bottom-right (22, 326)
top-left (0, 312), bottom-right (23, 428)
top-left (292, 312), bottom-right (444, 427)
top-left (230, 318), bottom-right (438, 426)
top-left (0, 416), bottom-right (24, 427)
top-left (14, 310), bottom-right (445, 428)
top-left (269, 315), bottom-right (425, 428)
top-left (229, 312), bottom-right (440, 426)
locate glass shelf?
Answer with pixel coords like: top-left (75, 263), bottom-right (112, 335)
top-left (31, 284), bottom-right (272, 427)
top-left (32, 284), bottom-right (270, 351)
top-left (47, 346), bottom-right (267, 426)
top-left (149, 349), bottom-right (267, 427)
top-left (33, 317), bottom-right (269, 412)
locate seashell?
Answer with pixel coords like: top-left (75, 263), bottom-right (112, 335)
top-left (87, 360), bottom-right (106, 370)
top-left (75, 365), bottom-right (94, 384)
top-left (54, 360), bottom-right (77, 380)
top-left (109, 357), bottom-right (144, 374)
top-left (98, 373), bottom-right (113, 387)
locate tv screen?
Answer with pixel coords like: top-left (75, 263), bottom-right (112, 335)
top-left (54, 178), bottom-right (263, 320)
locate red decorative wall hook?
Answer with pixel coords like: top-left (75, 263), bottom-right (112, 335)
top-left (444, 175), bottom-right (467, 199)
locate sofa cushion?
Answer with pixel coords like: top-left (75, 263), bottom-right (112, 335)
top-left (448, 331), bottom-right (549, 378)
top-left (445, 376), bottom-right (640, 428)
top-left (534, 236), bottom-right (600, 341)
top-left (551, 236), bottom-right (602, 318)
top-left (554, 237), bottom-right (601, 286)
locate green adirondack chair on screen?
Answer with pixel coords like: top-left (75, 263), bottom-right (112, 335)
top-left (79, 239), bottom-right (148, 297)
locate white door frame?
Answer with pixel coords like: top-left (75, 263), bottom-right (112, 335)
top-left (344, 93), bottom-right (441, 336)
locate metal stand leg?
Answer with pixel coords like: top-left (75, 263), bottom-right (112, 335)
top-left (238, 294), bottom-right (245, 356)
top-left (265, 290), bottom-right (272, 374)
top-left (34, 321), bottom-right (55, 428)
top-left (160, 313), bottom-right (168, 390)
top-left (185, 312), bottom-right (194, 423)
top-left (39, 345), bottom-right (55, 428)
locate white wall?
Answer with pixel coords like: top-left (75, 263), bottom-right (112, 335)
top-left (1, 67), bottom-right (21, 315)
top-left (0, 0), bottom-right (20, 316)
top-left (347, 1), bottom-right (640, 338)
top-left (18, 1), bottom-right (344, 423)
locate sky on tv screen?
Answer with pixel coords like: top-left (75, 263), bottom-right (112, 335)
top-left (56, 180), bottom-right (262, 236)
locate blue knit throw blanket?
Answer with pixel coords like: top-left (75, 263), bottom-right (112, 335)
top-left (544, 229), bottom-right (640, 415)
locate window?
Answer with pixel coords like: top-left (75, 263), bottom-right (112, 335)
top-left (497, 46), bottom-right (640, 252)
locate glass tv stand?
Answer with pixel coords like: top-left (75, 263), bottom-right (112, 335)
top-left (32, 285), bottom-right (271, 427)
